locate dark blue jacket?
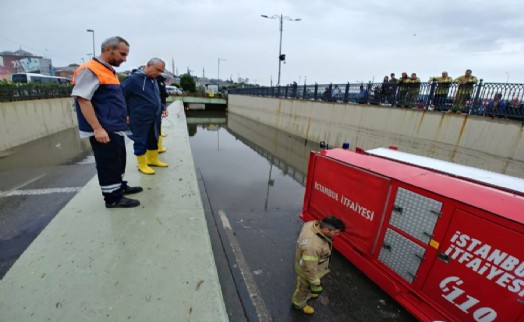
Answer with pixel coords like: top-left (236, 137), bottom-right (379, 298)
top-left (121, 70), bottom-right (162, 123)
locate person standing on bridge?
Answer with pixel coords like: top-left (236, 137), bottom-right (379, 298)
top-left (453, 69), bottom-right (478, 110)
top-left (71, 36), bottom-right (142, 208)
top-left (429, 71), bottom-right (454, 110)
top-left (292, 215), bottom-right (346, 315)
top-left (397, 72), bottom-right (410, 106)
top-left (122, 58), bottom-right (169, 175)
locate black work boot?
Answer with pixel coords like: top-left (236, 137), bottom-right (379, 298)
top-left (122, 185), bottom-right (143, 195)
top-left (105, 197), bottom-right (140, 208)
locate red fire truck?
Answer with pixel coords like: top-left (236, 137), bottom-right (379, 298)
top-left (300, 147), bottom-right (524, 322)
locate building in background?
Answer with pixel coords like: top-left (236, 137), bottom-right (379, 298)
top-left (54, 64), bottom-right (79, 80)
top-left (0, 49), bottom-right (53, 81)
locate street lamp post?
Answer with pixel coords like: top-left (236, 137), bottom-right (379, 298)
top-left (261, 14), bottom-right (301, 86)
top-left (86, 29), bottom-right (95, 57)
top-left (217, 57), bottom-right (226, 91)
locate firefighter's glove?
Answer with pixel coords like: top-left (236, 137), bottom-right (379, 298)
top-left (311, 284), bottom-right (323, 295)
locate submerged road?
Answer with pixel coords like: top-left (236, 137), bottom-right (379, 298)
top-left (190, 111), bottom-right (416, 321)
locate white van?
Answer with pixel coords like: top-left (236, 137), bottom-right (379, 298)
top-left (166, 86), bottom-right (183, 95)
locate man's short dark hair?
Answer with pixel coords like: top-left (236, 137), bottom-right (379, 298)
top-left (101, 36), bottom-right (129, 52)
top-left (320, 216), bottom-right (346, 232)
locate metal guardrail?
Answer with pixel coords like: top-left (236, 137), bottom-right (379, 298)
top-left (0, 84), bottom-right (72, 102)
top-left (229, 81), bottom-right (524, 120)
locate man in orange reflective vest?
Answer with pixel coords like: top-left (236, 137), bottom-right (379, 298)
top-left (72, 36), bottom-right (142, 208)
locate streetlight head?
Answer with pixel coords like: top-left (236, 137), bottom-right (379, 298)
top-left (294, 18), bottom-right (302, 21)
top-left (86, 29), bottom-right (94, 32)
top-left (261, 15), bottom-right (268, 18)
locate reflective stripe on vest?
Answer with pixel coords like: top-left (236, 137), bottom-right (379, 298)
top-left (302, 255), bottom-right (319, 261)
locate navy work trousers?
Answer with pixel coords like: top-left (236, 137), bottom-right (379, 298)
top-left (89, 132), bottom-right (126, 203)
top-left (130, 118), bottom-right (159, 155)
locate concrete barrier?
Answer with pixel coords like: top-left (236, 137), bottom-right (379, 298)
top-left (228, 95), bottom-right (524, 178)
top-left (0, 98), bottom-right (76, 151)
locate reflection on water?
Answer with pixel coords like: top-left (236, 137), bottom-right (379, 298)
top-left (188, 111), bottom-right (318, 187)
top-left (188, 111), bottom-right (309, 211)
top-left (0, 128), bottom-right (92, 170)
top-left (226, 113), bottom-right (320, 186)
top-left (186, 110), bottom-right (227, 137)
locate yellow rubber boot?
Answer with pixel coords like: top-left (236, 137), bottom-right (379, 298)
top-left (293, 304), bottom-right (314, 315)
top-left (146, 150), bottom-right (168, 167)
top-left (160, 130), bottom-right (167, 137)
top-left (137, 154), bottom-right (155, 174)
top-left (158, 136), bottom-right (167, 153)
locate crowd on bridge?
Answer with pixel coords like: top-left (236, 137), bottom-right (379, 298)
top-left (272, 69), bottom-right (523, 118)
top-left (320, 69), bottom-right (481, 109)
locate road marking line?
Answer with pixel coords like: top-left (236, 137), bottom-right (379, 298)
top-left (218, 209), bottom-right (273, 322)
top-left (0, 173), bottom-right (47, 197)
top-left (9, 174), bottom-right (46, 191)
top-left (0, 187), bottom-right (82, 197)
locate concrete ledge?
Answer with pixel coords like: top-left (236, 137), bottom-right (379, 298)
top-left (0, 101), bottom-right (228, 322)
top-left (0, 98), bottom-right (77, 151)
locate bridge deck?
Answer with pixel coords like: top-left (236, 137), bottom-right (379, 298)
top-left (171, 95), bottom-right (227, 105)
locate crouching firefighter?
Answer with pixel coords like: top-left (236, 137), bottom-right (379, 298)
top-left (291, 215), bottom-right (346, 315)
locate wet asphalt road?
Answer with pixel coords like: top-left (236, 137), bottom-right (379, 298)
top-left (189, 111), bottom-right (416, 322)
top-left (0, 128), bottom-right (95, 278)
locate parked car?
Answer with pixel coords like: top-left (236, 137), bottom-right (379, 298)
top-left (166, 86), bottom-right (183, 95)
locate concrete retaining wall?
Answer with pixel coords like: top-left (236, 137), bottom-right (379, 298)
top-left (228, 95), bottom-right (524, 178)
top-left (0, 98), bottom-right (77, 151)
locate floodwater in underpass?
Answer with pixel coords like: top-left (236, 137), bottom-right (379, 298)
top-left (187, 110), bottom-right (417, 321)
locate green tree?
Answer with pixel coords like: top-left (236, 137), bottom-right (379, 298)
top-left (180, 73), bottom-right (196, 93)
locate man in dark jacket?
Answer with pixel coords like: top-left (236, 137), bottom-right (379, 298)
top-left (122, 58), bottom-right (168, 175)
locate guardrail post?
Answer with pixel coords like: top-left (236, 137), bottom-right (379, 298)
top-left (284, 85), bottom-right (289, 98)
top-left (427, 81), bottom-right (437, 110)
top-left (472, 79), bottom-right (484, 115)
top-left (366, 82), bottom-right (372, 103)
top-left (344, 82), bottom-right (349, 103)
top-left (302, 83), bottom-right (307, 100)
top-left (314, 83), bottom-right (318, 100)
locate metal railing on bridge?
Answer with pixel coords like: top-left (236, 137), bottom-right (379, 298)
top-left (0, 84), bottom-right (72, 102)
top-left (229, 81), bottom-right (524, 120)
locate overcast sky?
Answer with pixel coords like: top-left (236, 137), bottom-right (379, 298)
top-left (1, 0), bottom-right (523, 85)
